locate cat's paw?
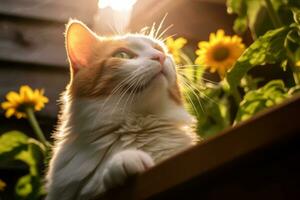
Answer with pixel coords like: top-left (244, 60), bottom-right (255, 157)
top-left (102, 150), bottom-right (154, 190)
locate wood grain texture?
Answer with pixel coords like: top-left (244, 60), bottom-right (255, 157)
top-left (98, 94), bottom-right (300, 200)
top-left (0, 0), bottom-right (97, 23)
top-left (0, 17), bottom-right (68, 67)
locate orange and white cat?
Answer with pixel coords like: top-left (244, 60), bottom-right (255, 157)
top-left (46, 20), bottom-right (198, 200)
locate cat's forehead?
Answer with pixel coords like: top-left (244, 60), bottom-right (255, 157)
top-left (116, 35), bottom-right (164, 51)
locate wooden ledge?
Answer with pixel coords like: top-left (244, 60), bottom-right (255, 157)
top-left (98, 94), bottom-right (300, 200)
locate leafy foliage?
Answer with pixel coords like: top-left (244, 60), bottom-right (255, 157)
top-left (226, 27), bottom-right (290, 91)
top-left (235, 80), bottom-right (290, 122)
top-left (184, 83), bottom-right (230, 138)
top-left (227, 0), bottom-right (296, 38)
top-left (0, 131), bottom-right (46, 199)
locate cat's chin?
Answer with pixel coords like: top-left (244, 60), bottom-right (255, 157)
top-left (147, 72), bottom-right (168, 89)
top-left (128, 72), bottom-right (167, 94)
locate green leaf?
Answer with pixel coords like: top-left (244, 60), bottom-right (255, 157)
top-left (0, 131), bottom-right (29, 164)
top-left (184, 83), bottom-right (231, 138)
top-left (227, 0), bottom-right (295, 38)
top-left (14, 140), bottom-right (45, 199)
top-left (227, 0), bottom-right (274, 37)
top-left (226, 27), bottom-right (290, 91)
top-left (16, 175), bottom-right (33, 199)
top-left (247, 0), bottom-right (273, 38)
top-left (235, 80), bottom-right (289, 123)
top-left (233, 16), bottom-right (248, 34)
top-left (28, 139), bottom-right (46, 164)
top-left (15, 174), bottom-right (42, 200)
top-left (0, 131), bottom-right (28, 154)
top-left (0, 132), bottom-right (46, 199)
top-left (240, 75), bottom-right (263, 92)
top-left (291, 7), bottom-right (300, 24)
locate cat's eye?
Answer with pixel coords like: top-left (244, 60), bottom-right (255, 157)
top-left (112, 49), bottom-right (135, 59)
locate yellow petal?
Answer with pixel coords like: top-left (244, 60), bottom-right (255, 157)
top-left (174, 37), bottom-right (187, 49)
top-left (166, 37), bottom-right (174, 47)
top-left (20, 85), bottom-right (33, 102)
top-left (5, 108), bottom-right (15, 118)
top-left (16, 112), bottom-right (25, 119)
top-left (1, 102), bottom-right (13, 110)
top-left (198, 41), bottom-right (210, 49)
top-left (209, 32), bottom-right (216, 42)
top-left (6, 92), bottom-right (21, 104)
top-left (216, 29), bottom-right (225, 39)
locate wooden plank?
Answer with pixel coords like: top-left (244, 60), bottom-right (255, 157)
top-left (0, 17), bottom-right (67, 67)
top-left (0, 62), bottom-right (69, 118)
top-left (0, 0), bottom-right (97, 23)
top-left (98, 94), bottom-right (300, 199)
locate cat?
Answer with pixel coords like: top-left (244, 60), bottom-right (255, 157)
top-left (45, 20), bottom-right (198, 200)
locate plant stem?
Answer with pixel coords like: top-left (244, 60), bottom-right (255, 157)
top-left (25, 107), bottom-right (48, 147)
top-left (264, 0), bottom-right (282, 28)
top-left (292, 64), bottom-right (300, 85)
top-left (286, 46), bottom-right (300, 86)
top-left (265, 0), bottom-right (300, 86)
top-left (231, 87), bottom-right (242, 105)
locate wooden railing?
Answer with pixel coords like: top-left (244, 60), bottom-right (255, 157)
top-left (98, 94), bottom-right (300, 199)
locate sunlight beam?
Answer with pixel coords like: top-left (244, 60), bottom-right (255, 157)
top-left (98, 0), bottom-right (137, 11)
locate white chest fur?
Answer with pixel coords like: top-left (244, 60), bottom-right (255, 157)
top-left (46, 97), bottom-right (198, 200)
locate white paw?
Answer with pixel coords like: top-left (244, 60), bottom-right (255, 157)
top-left (102, 150), bottom-right (154, 190)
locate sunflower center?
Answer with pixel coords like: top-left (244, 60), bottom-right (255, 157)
top-left (213, 46), bottom-right (230, 61)
top-left (17, 103), bottom-right (34, 112)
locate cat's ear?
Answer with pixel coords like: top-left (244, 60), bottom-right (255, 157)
top-left (65, 20), bottom-right (97, 74)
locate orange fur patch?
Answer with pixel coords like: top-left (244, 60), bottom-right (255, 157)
top-left (168, 80), bottom-right (182, 105)
top-left (69, 39), bottom-right (127, 98)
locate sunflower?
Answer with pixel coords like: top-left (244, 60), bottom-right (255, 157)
top-left (165, 37), bottom-right (187, 64)
top-left (296, 60), bottom-right (300, 67)
top-left (1, 85), bottom-right (49, 119)
top-left (195, 29), bottom-right (245, 78)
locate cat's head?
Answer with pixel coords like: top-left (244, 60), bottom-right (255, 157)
top-left (65, 20), bottom-right (186, 117)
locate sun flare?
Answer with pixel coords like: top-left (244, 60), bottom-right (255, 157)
top-left (98, 0), bottom-right (137, 11)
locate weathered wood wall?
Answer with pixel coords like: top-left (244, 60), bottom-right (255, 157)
top-left (0, 0), bottom-right (97, 123)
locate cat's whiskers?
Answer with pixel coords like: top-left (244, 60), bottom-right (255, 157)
top-left (157, 24), bottom-right (174, 41)
top-left (141, 14), bottom-right (173, 42)
top-left (176, 68), bottom-right (221, 104)
top-left (177, 71), bottom-right (221, 106)
top-left (149, 22), bottom-right (156, 38)
top-left (178, 75), bottom-right (204, 115)
top-left (180, 80), bottom-right (202, 117)
top-left (100, 67), bottom-right (142, 111)
top-left (121, 73), bottom-right (145, 115)
top-left (111, 66), bottom-right (149, 114)
top-left (176, 66), bottom-right (219, 84)
top-left (161, 33), bottom-right (176, 42)
top-left (154, 13), bottom-right (168, 40)
top-left (118, 65), bottom-right (156, 114)
top-left (91, 68), bottom-right (144, 131)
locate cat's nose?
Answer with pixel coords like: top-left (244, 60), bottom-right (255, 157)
top-left (151, 52), bottom-right (166, 66)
